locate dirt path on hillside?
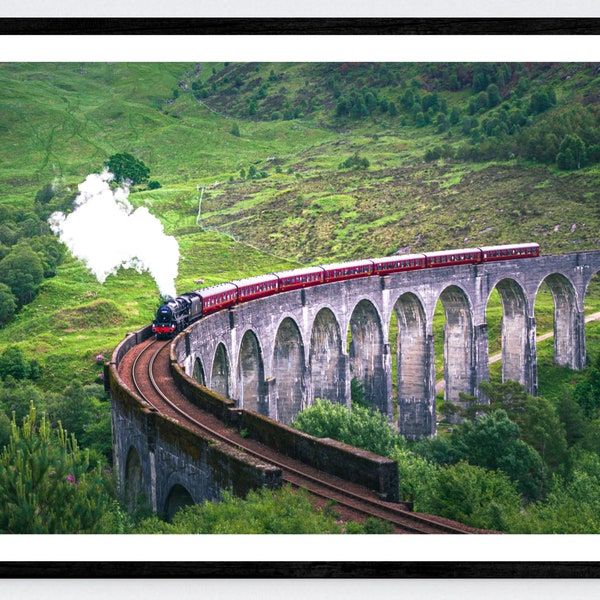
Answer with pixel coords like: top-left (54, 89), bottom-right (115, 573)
top-left (435, 311), bottom-right (600, 393)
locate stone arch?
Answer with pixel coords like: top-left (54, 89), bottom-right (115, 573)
top-left (393, 292), bottom-right (431, 438)
top-left (124, 445), bottom-right (144, 511)
top-left (492, 278), bottom-right (529, 386)
top-left (310, 307), bottom-right (347, 406)
top-left (540, 273), bottom-right (581, 369)
top-left (237, 329), bottom-right (268, 415)
top-left (438, 285), bottom-right (474, 409)
top-left (273, 317), bottom-right (306, 424)
top-left (193, 357), bottom-right (206, 386)
top-left (348, 299), bottom-right (388, 414)
top-left (211, 343), bottom-right (230, 398)
top-left (164, 483), bottom-right (194, 522)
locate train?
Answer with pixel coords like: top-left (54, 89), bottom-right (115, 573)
top-left (151, 242), bottom-right (540, 339)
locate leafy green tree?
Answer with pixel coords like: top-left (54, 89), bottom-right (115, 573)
top-left (557, 134), bottom-right (587, 170)
top-left (44, 382), bottom-right (106, 443)
top-left (0, 407), bottom-right (112, 533)
top-left (391, 447), bottom-right (438, 502)
top-left (487, 83), bottom-right (501, 108)
top-left (510, 451), bottom-right (600, 533)
top-left (528, 88), bottom-right (556, 115)
top-left (0, 379), bottom-right (44, 424)
top-left (422, 461), bottom-right (522, 531)
top-left (0, 346), bottom-right (39, 382)
top-left (0, 242), bottom-right (44, 306)
top-left (28, 234), bottom-right (65, 278)
top-left (557, 390), bottom-right (587, 447)
top-left (106, 152), bottom-right (150, 185)
top-left (520, 396), bottom-right (568, 474)
top-left (451, 409), bottom-right (544, 500)
top-left (0, 283), bottom-right (17, 327)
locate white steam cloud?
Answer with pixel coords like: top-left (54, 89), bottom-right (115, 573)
top-left (49, 170), bottom-right (179, 298)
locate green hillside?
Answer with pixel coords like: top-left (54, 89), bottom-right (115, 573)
top-left (1, 61), bottom-right (600, 385)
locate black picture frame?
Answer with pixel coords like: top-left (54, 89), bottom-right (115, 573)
top-left (1, 13), bottom-right (600, 584)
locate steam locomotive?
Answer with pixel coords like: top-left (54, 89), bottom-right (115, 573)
top-left (152, 242), bottom-right (540, 339)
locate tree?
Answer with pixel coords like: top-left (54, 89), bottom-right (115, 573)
top-left (0, 242), bottom-right (44, 306)
top-left (487, 83), bottom-right (501, 108)
top-left (451, 409), bottom-right (544, 500)
top-left (105, 152), bottom-right (150, 185)
top-left (0, 407), bottom-right (112, 533)
top-left (0, 283), bottom-right (16, 327)
top-left (43, 381), bottom-right (105, 442)
top-left (422, 461), bottom-right (521, 531)
top-left (556, 134), bottom-right (587, 170)
top-left (0, 346), bottom-right (38, 381)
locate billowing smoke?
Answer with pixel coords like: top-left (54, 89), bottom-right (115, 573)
top-left (49, 169), bottom-right (179, 298)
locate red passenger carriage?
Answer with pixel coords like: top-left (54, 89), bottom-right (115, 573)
top-left (322, 259), bottom-right (374, 283)
top-left (275, 266), bottom-right (325, 292)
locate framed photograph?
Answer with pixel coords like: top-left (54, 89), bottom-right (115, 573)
top-left (2, 2), bottom-right (600, 592)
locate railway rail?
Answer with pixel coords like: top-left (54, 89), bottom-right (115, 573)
top-left (119, 337), bottom-right (479, 534)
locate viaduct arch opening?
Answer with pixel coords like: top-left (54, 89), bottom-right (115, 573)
top-left (310, 307), bottom-right (347, 406)
top-left (392, 292), bottom-right (431, 438)
top-left (539, 273), bottom-right (581, 370)
top-left (273, 317), bottom-right (305, 424)
top-left (437, 285), bottom-right (474, 414)
top-left (347, 299), bottom-right (388, 414)
top-left (211, 343), bottom-right (230, 398)
top-left (164, 484), bottom-right (194, 522)
top-left (490, 278), bottom-right (529, 387)
top-left (237, 329), bottom-right (268, 415)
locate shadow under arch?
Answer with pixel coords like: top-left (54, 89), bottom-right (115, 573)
top-left (124, 445), bottom-right (144, 511)
top-left (273, 316), bottom-right (305, 424)
top-left (193, 357), bottom-right (206, 386)
top-left (310, 307), bottom-right (347, 407)
top-left (211, 342), bottom-right (230, 399)
top-left (237, 329), bottom-right (268, 415)
top-left (164, 483), bottom-right (195, 523)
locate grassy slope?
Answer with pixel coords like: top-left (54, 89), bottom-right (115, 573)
top-left (1, 61), bottom-right (599, 392)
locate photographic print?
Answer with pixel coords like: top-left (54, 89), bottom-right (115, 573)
top-left (2, 15), bottom-right (600, 584)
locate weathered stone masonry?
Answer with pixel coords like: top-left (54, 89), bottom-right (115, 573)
top-left (177, 251), bottom-right (600, 439)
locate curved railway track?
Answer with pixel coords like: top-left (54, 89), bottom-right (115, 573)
top-left (121, 337), bottom-right (474, 534)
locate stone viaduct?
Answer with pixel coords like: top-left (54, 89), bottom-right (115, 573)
top-left (175, 250), bottom-right (600, 439)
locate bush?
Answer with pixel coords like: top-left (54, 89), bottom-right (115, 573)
top-left (292, 398), bottom-right (402, 457)
top-left (339, 152), bottom-right (369, 170)
top-left (133, 485), bottom-right (387, 534)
